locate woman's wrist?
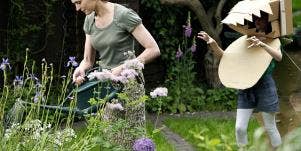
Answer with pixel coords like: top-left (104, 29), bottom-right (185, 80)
top-left (207, 38), bottom-right (215, 44)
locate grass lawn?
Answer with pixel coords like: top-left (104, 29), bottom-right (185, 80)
top-left (146, 121), bottom-right (175, 151)
top-left (164, 117), bottom-right (260, 151)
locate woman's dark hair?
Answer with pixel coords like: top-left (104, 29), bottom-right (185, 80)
top-left (247, 11), bottom-right (272, 34)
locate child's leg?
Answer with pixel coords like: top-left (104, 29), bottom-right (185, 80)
top-left (262, 112), bottom-right (282, 147)
top-left (236, 109), bottom-right (254, 147)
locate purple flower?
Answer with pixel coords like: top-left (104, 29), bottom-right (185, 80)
top-left (111, 75), bottom-right (128, 83)
top-left (176, 47), bottom-right (183, 59)
top-left (66, 56), bottom-right (78, 67)
top-left (183, 25), bottom-right (192, 37)
top-left (120, 69), bottom-right (138, 80)
top-left (132, 138), bottom-right (155, 151)
top-left (33, 92), bottom-right (45, 103)
top-left (0, 58), bottom-right (12, 71)
top-left (150, 87), bottom-right (168, 98)
top-left (191, 43), bottom-right (197, 53)
top-left (13, 76), bottom-right (24, 87)
top-left (28, 74), bottom-right (40, 83)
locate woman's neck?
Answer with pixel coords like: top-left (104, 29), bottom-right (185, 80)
top-left (95, 1), bottom-right (112, 17)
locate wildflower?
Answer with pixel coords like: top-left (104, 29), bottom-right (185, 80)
top-left (28, 74), bottom-right (39, 82)
top-left (87, 69), bottom-right (113, 81)
top-left (191, 43), bottom-right (197, 53)
top-left (33, 92), bottom-right (45, 103)
top-left (183, 11), bottom-right (192, 37)
top-left (53, 128), bottom-right (77, 146)
top-left (124, 58), bottom-right (144, 70)
top-left (111, 75), bottom-right (128, 83)
top-left (107, 102), bottom-right (124, 111)
top-left (176, 46), bottom-right (183, 59)
top-left (132, 138), bottom-right (155, 151)
top-left (150, 87), bottom-right (168, 98)
top-left (123, 51), bottom-right (135, 57)
top-left (120, 69), bottom-right (138, 80)
top-left (13, 76), bottom-right (24, 87)
top-left (66, 56), bottom-right (78, 67)
top-left (191, 36), bottom-right (197, 53)
top-left (183, 25), bottom-right (192, 38)
top-left (0, 58), bottom-right (12, 71)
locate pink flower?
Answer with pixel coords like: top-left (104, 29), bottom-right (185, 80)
top-left (124, 58), bottom-right (144, 70)
top-left (87, 69), bottom-right (113, 81)
top-left (120, 69), bottom-right (138, 80)
top-left (176, 46), bottom-right (183, 58)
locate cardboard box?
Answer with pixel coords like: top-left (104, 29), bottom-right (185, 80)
top-left (221, 0), bottom-right (293, 38)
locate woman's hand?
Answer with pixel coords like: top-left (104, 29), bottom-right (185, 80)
top-left (111, 64), bottom-right (124, 76)
top-left (73, 67), bottom-right (86, 85)
top-left (197, 31), bottom-right (215, 44)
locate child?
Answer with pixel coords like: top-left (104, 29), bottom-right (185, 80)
top-left (197, 12), bottom-right (282, 149)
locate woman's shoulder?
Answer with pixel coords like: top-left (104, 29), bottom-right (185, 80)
top-left (85, 11), bottom-right (95, 22)
top-left (114, 3), bottom-right (133, 18)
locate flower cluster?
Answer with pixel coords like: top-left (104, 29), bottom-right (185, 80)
top-left (52, 128), bottom-right (77, 146)
top-left (87, 58), bottom-right (143, 84)
top-left (87, 69), bottom-right (113, 81)
top-left (132, 138), bottom-right (155, 151)
top-left (4, 119), bottom-right (51, 141)
top-left (150, 87), bottom-right (168, 98)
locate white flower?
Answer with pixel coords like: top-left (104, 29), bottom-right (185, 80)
top-left (124, 58), bottom-right (144, 70)
top-left (87, 69), bottom-right (113, 81)
top-left (107, 102), bottom-right (124, 111)
top-left (150, 87), bottom-right (168, 98)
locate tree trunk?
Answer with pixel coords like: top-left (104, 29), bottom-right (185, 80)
top-left (160, 0), bottom-right (226, 88)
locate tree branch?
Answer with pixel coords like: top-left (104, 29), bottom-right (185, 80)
top-left (215, 0), bottom-right (227, 35)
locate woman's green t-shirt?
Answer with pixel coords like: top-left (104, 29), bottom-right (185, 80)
top-left (83, 4), bottom-right (142, 69)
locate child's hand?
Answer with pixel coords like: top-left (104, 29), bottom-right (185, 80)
top-left (246, 36), bottom-right (264, 48)
top-left (197, 31), bottom-right (215, 44)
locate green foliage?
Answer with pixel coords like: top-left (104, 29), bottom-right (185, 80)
top-left (205, 88), bottom-right (237, 111)
top-left (140, 0), bottom-right (185, 61)
top-left (3, 0), bottom-right (58, 74)
top-left (292, 0), bottom-right (301, 12)
top-left (164, 117), bottom-right (260, 150)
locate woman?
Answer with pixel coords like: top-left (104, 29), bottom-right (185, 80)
top-left (70, 0), bottom-right (160, 148)
top-left (198, 13), bottom-right (282, 149)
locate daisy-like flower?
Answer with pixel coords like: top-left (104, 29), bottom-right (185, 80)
top-left (87, 69), bottom-right (113, 81)
top-left (0, 58), bottom-right (12, 71)
top-left (66, 56), bottom-right (78, 67)
top-left (132, 138), bottom-right (155, 151)
top-left (150, 87), bottom-right (168, 98)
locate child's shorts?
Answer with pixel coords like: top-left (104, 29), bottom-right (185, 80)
top-left (237, 74), bottom-right (279, 112)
